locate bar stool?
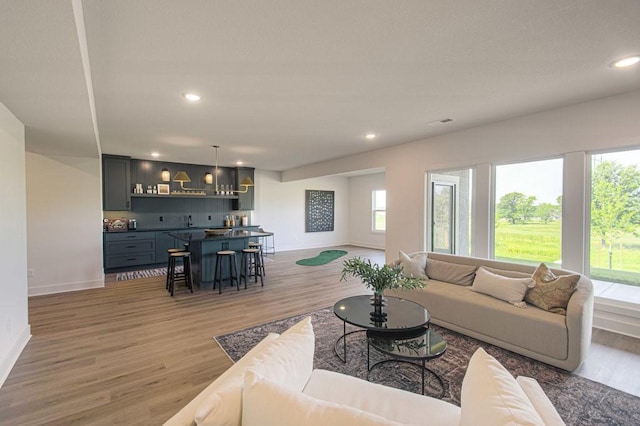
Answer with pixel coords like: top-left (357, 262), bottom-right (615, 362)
top-left (167, 251), bottom-right (193, 296)
top-left (248, 241), bottom-right (266, 277)
top-left (258, 228), bottom-right (275, 255)
top-left (166, 248), bottom-right (186, 291)
top-left (214, 250), bottom-right (239, 294)
top-left (240, 248), bottom-right (264, 288)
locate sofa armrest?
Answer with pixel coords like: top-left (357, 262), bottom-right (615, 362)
top-left (516, 376), bottom-right (565, 426)
top-left (564, 276), bottom-right (594, 371)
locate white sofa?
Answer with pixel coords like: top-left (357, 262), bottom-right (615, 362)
top-left (388, 252), bottom-right (594, 371)
top-left (165, 317), bottom-right (565, 426)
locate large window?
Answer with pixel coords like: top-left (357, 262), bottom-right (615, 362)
top-left (494, 159), bottom-right (563, 266)
top-left (590, 150), bottom-right (640, 286)
top-left (372, 190), bottom-right (386, 232)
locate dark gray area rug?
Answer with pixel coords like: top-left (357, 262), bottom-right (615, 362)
top-left (216, 307), bottom-right (640, 426)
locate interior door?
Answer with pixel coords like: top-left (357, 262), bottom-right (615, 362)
top-left (431, 181), bottom-right (456, 254)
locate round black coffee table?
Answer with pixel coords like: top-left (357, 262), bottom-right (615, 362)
top-left (367, 327), bottom-right (447, 397)
top-left (333, 295), bottom-right (431, 363)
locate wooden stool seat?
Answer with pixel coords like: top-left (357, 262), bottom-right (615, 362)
top-left (214, 251), bottom-right (239, 293)
top-left (167, 251), bottom-right (193, 296)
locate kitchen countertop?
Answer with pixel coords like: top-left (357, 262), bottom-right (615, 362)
top-left (169, 230), bottom-right (270, 242)
top-left (103, 225), bottom-right (260, 233)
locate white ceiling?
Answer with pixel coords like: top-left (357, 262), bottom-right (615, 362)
top-left (0, 0), bottom-right (639, 171)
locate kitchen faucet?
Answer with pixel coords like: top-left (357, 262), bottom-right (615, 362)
top-left (187, 215), bottom-right (192, 228)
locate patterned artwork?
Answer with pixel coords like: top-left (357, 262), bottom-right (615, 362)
top-left (305, 190), bottom-right (334, 232)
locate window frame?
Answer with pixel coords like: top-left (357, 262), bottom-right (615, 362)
top-left (371, 189), bottom-right (386, 233)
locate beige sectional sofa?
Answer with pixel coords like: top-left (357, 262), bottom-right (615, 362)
top-left (388, 252), bottom-right (594, 371)
top-left (165, 317), bottom-right (565, 425)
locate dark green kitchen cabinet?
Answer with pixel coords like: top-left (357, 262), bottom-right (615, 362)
top-left (103, 155), bottom-right (131, 211)
top-left (232, 167), bottom-right (255, 210)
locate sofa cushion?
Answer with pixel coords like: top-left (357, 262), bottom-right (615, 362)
top-left (162, 332), bottom-right (280, 426)
top-left (516, 376), bottom-right (566, 426)
top-left (461, 348), bottom-right (545, 426)
top-left (426, 258), bottom-right (476, 286)
top-left (471, 266), bottom-right (533, 307)
top-left (242, 371), bottom-right (405, 426)
top-left (526, 263), bottom-right (580, 315)
top-left (391, 280), bottom-right (569, 360)
top-left (398, 250), bottom-right (429, 280)
top-left (194, 317), bottom-right (314, 426)
top-left (303, 369), bottom-right (460, 425)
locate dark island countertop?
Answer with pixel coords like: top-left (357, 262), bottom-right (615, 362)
top-left (169, 230), bottom-right (271, 242)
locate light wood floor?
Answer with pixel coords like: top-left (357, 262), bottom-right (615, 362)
top-left (1, 246), bottom-right (639, 425)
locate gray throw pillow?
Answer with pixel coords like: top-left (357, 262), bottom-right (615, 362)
top-left (426, 258), bottom-right (476, 286)
top-left (398, 250), bottom-right (429, 280)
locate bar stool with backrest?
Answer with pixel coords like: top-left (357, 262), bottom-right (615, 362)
top-left (166, 247), bottom-right (186, 291)
top-left (248, 241), bottom-right (266, 277)
top-left (240, 247), bottom-right (264, 288)
top-left (258, 228), bottom-right (275, 255)
top-left (213, 250), bottom-right (239, 293)
top-left (167, 251), bottom-right (194, 296)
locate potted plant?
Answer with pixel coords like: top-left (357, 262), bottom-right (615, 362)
top-left (340, 257), bottom-right (426, 306)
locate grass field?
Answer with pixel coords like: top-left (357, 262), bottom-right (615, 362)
top-left (494, 220), bottom-right (640, 287)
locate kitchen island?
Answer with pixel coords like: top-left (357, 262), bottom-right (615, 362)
top-left (169, 229), bottom-right (269, 289)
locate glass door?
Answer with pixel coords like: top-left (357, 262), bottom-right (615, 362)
top-left (431, 181), bottom-right (456, 254)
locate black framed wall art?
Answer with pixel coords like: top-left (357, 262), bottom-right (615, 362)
top-left (305, 190), bottom-right (334, 232)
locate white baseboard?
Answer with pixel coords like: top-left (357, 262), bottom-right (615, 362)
top-left (593, 297), bottom-right (640, 339)
top-left (28, 278), bottom-right (104, 296)
top-left (0, 324), bottom-right (31, 388)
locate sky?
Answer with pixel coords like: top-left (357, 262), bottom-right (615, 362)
top-left (494, 149), bottom-right (640, 205)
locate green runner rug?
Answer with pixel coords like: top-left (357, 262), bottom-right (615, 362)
top-left (296, 250), bottom-right (348, 266)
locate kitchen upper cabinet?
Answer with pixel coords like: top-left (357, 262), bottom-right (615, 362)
top-left (233, 167), bottom-right (255, 210)
top-left (103, 155), bottom-right (131, 211)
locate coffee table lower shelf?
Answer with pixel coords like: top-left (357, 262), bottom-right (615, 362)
top-left (366, 328), bottom-right (447, 398)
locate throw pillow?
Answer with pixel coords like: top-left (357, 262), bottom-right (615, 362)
top-left (482, 265), bottom-right (532, 279)
top-left (426, 258), bottom-right (477, 286)
top-left (241, 371), bottom-right (405, 426)
top-left (471, 267), bottom-right (534, 307)
top-left (398, 251), bottom-right (429, 280)
top-left (516, 376), bottom-right (566, 426)
top-left (525, 263), bottom-right (580, 315)
top-left (194, 317), bottom-right (314, 426)
top-left (460, 348), bottom-right (545, 426)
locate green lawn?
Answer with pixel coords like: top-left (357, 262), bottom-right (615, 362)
top-left (494, 220), bottom-right (640, 286)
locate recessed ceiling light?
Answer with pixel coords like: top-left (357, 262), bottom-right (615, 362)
top-left (183, 92), bottom-right (201, 101)
top-left (151, 152), bottom-right (160, 158)
top-left (236, 161), bottom-right (243, 166)
top-left (610, 55), bottom-right (640, 68)
top-left (365, 133), bottom-right (376, 140)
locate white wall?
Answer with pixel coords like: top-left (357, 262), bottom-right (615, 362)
top-left (251, 170), bottom-right (349, 252)
top-left (284, 89), bottom-right (640, 263)
top-left (348, 173), bottom-right (385, 250)
top-left (0, 102), bottom-right (30, 388)
top-left (26, 153), bottom-right (104, 295)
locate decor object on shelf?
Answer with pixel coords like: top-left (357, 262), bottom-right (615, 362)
top-left (211, 145), bottom-right (255, 194)
top-left (295, 250), bottom-right (348, 266)
top-left (305, 190), bottom-right (334, 232)
top-left (157, 184), bottom-right (170, 195)
top-left (173, 170), bottom-right (192, 190)
top-left (340, 256), bottom-right (425, 307)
